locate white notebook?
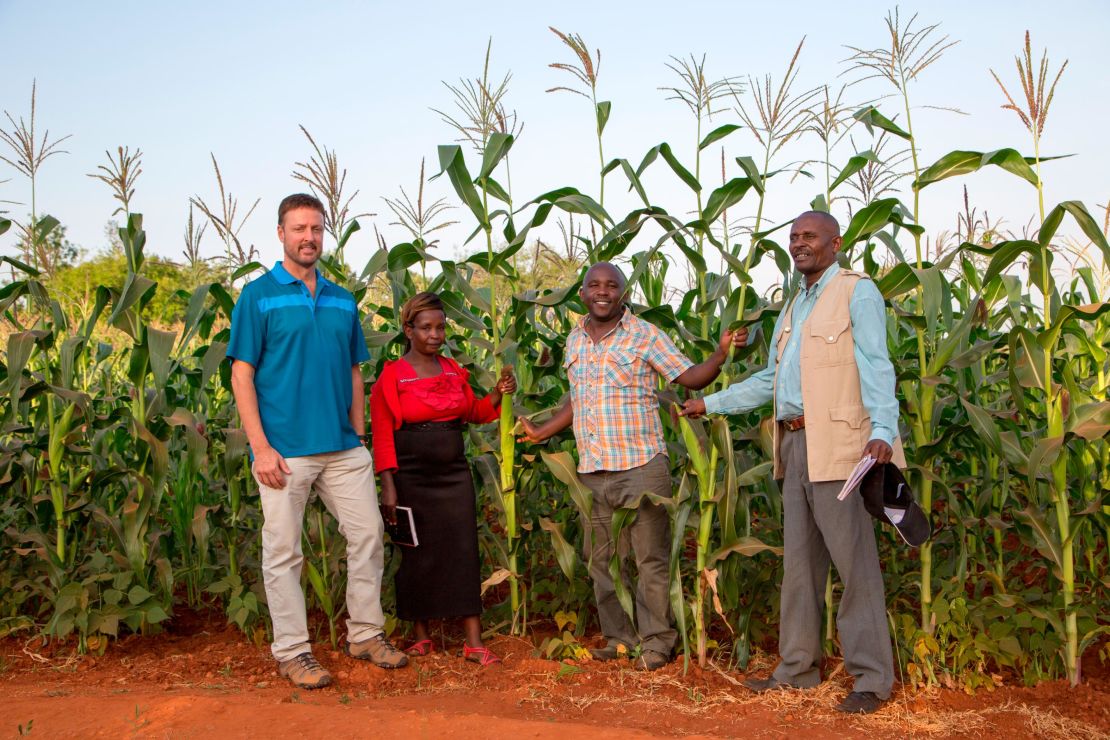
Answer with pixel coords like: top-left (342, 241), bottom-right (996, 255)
top-left (837, 456), bottom-right (877, 501)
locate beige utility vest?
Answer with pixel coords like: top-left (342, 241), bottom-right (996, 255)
top-left (772, 269), bottom-right (907, 482)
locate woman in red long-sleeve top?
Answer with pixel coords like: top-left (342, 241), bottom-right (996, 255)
top-left (370, 292), bottom-right (515, 667)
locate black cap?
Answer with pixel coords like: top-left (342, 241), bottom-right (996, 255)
top-left (858, 462), bottom-right (931, 547)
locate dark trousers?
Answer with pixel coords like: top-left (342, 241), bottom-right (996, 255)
top-left (580, 454), bottom-right (676, 655)
top-left (773, 428), bottom-right (895, 698)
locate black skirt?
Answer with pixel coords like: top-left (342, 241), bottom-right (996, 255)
top-left (392, 420), bottom-right (482, 621)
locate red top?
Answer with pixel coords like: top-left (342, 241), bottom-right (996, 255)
top-left (369, 355), bottom-right (500, 473)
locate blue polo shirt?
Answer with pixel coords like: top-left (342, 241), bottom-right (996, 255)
top-left (227, 262), bottom-right (371, 458)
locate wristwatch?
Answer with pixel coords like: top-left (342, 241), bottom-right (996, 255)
top-left (358, 434), bottom-right (371, 445)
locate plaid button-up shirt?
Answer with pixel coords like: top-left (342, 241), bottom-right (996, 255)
top-left (565, 309), bottom-right (693, 473)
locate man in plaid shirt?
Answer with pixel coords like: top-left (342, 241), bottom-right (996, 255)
top-left (520, 262), bottom-right (746, 670)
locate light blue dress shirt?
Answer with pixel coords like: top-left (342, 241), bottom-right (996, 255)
top-left (702, 265), bottom-right (898, 446)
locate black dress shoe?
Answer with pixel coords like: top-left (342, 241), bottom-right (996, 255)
top-left (589, 644), bottom-right (629, 661)
top-left (835, 691), bottom-right (883, 714)
top-left (742, 676), bottom-right (794, 693)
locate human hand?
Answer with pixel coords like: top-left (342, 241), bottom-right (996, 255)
top-left (863, 439), bottom-right (893, 465)
top-left (379, 483), bottom-right (398, 526)
top-left (252, 446), bottom-right (292, 489)
top-left (517, 416), bottom-right (546, 444)
top-left (496, 366), bottom-right (517, 395)
top-left (717, 326), bottom-right (750, 357)
top-left (677, 398), bottom-right (707, 419)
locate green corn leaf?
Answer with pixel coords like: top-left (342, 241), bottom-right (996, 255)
top-left (541, 449), bottom-right (593, 521)
top-left (359, 247), bottom-right (389, 282)
top-left (1039, 302), bottom-right (1110, 354)
top-left (876, 263), bottom-right (919, 300)
top-left (980, 240), bottom-right (1039, 285)
top-left (1067, 401), bottom-right (1110, 441)
top-left (853, 106), bottom-right (911, 140)
top-left (596, 101), bottom-right (612, 135)
top-left (960, 398), bottom-right (1002, 456)
top-left (478, 132), bottom-right (514, 181)
top-left (1017, 506), bottom-right (1063, 571)
top-left (609, 506), bottom-right (639, 622)
top-left (231, 261), bottom-right (263, 281)
top-left (707, 536), bottom-right (783, 566)
top-left (842, 198), bottom-right (898, 248)
top-left (1009, 327), bottom-right (1047, 389)
top-left (147, 328), bottom-right (177, 390)
top-left (701, 178), bottom-right (754, 224)
top-left (539, 517), bottom-right (580, 582)
top-left (436, 145), bottom-right (488, 229)
top-left (733, 156), bottom-right (764, 195)
top-left (829, 150), bottom-right (879, 193)
top-left (1, 254), bottom-right (39, 276)
top-left (637, 142), bottom-right (701, 193)
top-left (698, 124), bottom-right (741, 151)
top-left (914, 149), bottom-right (1044, 190)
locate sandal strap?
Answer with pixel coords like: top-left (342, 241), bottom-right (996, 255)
top-left (463, 645), bottom-right (502, 666)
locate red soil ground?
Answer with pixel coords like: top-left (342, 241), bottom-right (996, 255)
top-left (2, 611), bottom-right (1107, 739)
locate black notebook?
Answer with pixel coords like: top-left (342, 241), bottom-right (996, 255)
top-left (387, 506), bottom-right (419, 547)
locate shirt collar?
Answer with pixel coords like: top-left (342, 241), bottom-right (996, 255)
top-left (270, 261), bottom-right (329, 290)
top-left (800, 263), bottom-right (841, 298)
top-left (576, 305), bottom-right (633, 335)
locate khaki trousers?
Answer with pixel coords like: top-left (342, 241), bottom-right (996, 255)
top-left (256, 445), bottom-right (386, 662)
top-left (580, 453), bottom-right (676, 655)
top-left (773, 428), bottom-right (894, 698)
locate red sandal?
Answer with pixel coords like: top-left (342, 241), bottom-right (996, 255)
top-left (461, 645), bottom-right (502, 667)
top-left (404, 639), bottom-right (435, 656)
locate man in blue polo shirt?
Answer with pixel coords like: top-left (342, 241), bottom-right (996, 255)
top-left (228, 193), bottom-right (408, 689)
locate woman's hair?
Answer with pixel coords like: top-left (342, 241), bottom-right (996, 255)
top-left (400, 292), bottom-right (445, 350)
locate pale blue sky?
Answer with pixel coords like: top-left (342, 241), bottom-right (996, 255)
top-left (1, 0), bottom-right (1107, 289)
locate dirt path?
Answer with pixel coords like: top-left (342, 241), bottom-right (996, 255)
top-left (2, 619), bottom-right (1107, 739)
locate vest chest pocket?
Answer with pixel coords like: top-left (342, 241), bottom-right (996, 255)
top-left (807, 316), bottom-right (853, 366)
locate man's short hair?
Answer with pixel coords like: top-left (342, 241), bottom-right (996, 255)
top-left (278, 193), bottom-right (326, 225)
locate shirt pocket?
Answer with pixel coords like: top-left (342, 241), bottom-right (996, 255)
top-left (828, 404), bottom-right (870, 461)
top-left (564, 353), bottom-right (585, 387)
top-left (807, 316), bottom-right (853, 366)
top-left (603, 350), bottom-right (637, 388)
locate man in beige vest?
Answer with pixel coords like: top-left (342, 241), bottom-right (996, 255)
top-left (680, 211), bottom-right (905, 714)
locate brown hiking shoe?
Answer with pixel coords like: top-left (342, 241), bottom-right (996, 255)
top-left (345, 633), bottom-right (409, 669)
top-left (278, 652), bottom-right (332, 689)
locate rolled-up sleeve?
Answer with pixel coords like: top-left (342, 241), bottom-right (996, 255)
top-left (703, 365), bottom-right (776, 415)
top-left (850, 280), bottom-right (898, 446)
top-left (703, 313), bottom-right (783, 416)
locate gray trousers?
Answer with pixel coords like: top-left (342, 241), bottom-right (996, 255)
top-left (580, 453), bottom-right (676, 655)
top-left (773, 428), bottom-right (894, 698)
